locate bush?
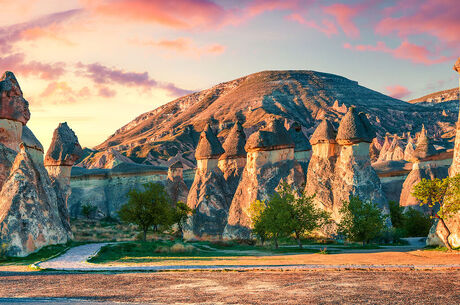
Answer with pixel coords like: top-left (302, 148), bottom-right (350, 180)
top-left (403, 208), bottom-right (432, 237)
top-left (338, 196), bottom-right (385, 245)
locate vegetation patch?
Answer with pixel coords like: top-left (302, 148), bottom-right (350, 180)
top-left (0, 241), bottom-right (78, 266)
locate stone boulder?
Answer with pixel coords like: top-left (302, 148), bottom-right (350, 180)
top-left (413, 125), bottom-right (437, 159)
top-left (0, 71), bottom-right (30, 125)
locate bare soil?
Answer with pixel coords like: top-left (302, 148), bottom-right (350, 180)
top-left (0, 270), bottom-right (459, 304)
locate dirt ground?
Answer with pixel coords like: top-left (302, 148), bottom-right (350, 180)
top-left (0, 270), bottom-right (459, 304)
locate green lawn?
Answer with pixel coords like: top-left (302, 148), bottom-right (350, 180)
top-left (0, 242), bottom-right (76, 266)
top-left (89, 239), bottom-right (385, 264)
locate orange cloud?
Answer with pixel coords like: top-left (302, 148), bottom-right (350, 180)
top-left (132, 37), bottom-right (225, 57)
top-left (20, 26), bottom-right (76, 46)
top-left (385, 85), bottom-right (411, 100)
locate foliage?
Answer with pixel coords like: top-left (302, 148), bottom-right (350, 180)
top-left (172, 201), bottom-right (194, 237)
top-left (388, 200), bottom-right (405, 229)
top-left (81, 203), bottom-right (97, 219)
top-left (118, 182), bottom-right (174, 241)
top-left (412, 174), bottom-right (460, 220)
top-left (412, 174), bottom-right (460, 249)
top-left (248, 199), bottom-right (269, 245)
top-left (338, 196), bottom-right (385, 245)
top-left (248, 183), bottom-right (329, 248)
top-left (403, 208), bottom-right (432, 237)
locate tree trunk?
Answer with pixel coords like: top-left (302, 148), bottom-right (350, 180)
top-left (143, 229), bottom-right (147, 242)
top-left (439, 218), bottom-right (453, 250)
top-left (274, 236), bottom-right (279, 249)
top-left (295, 231), bottom-right (302, 249)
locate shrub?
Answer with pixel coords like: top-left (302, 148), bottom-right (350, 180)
top-left (338, 196), bottom-right (385, 245)
top-left (403, 208), bottom-right (432, 237)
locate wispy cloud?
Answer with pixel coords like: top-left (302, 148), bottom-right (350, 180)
top-left (76, 62), bottom-right (193, 97)
top-left (343, 41), bottom-right (450, 65)
top-left (0, 53), bottom-right (67, 79)
top-left (131, 37), bottom-right (225, 57)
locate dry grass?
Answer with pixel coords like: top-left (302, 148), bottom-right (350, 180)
top-left (0, 270), bottom-right (458, 304)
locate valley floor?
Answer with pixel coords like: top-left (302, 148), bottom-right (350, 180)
top-left (0, 270), bottom-right (459, 304)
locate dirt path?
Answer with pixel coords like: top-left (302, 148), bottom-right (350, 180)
top-left (36, 242), bottom-right (460, 272)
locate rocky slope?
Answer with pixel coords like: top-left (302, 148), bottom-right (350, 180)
top-left (82, 70), bottom-right (457, 168)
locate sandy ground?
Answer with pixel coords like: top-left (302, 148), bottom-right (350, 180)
top-left (0, 270), bottom-right (459, 304)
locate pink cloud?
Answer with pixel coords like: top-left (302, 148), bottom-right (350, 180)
top-left (386, 85), bottom-right (411, 99)
top-left (132, 37), bottom-right (225, 57)
top-left (376, 0), bottom-right (459, 48)
top-left (323, 3), bottom-right (360, 38)
top-left (287, 13), bottom-right (338, 36)
top-left (38, 81), bottom-right (92, 104)
top-left (76, 62), bottom-right (193, 97)
top-left (81, 0), bottom-right (227, 30)
top-left (0, 9), bottom-right (81, 53)
top-left (98, 86), bottom-right (117, 98)
top-left (0, 53), bottom-right (66, 80)
top-left (344, 41), bottom-right (450, 65)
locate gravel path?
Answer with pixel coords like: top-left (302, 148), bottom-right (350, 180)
top-left (35, 242), bottom-right (460, 272)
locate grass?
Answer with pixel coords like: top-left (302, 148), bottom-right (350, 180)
top-left (0, 241), bottom-right (78, 266)
top-left (88, 239), bottom-right (347, 264)
top-left (424, 246), bottom-right (460, 252)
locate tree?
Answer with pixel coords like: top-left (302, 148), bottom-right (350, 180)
top-left (173, 201), bottom-right (194, 238)
top-left (119, 182), bottom-right (173, 241)
top-left (403, 208), bottom-right (432, 237)
top-left (388, 200), bottom-right (405, 229)
top-left (338, 196), bottom-right (385, 245)
top-left (262, 192), bottom-right (293, 248)
top-left (248, 199), bottom-right (269, 245)
top-left (81, 203), bottom-right (97, 219)
top-left (412, 174), bottom-right (460, 250)
top-left (278, 183), bottom-right (330, 248)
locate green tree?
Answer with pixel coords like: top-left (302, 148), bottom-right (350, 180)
top-left (81, 203), bottom-right (97, 219)
top-left (248, 199), bottom-right (269, 245)
top-left (388, 200), bottom-right (405, 229)
top-left (119, 182), bottom-right (173, 241)
top-left (173, 201), bottom-right (194, 238)
top-left (338, 196), bottom-right (385, 245)
top-left (262, 192), bottom-right (293, 248)
top-left (278, 183), bottom-right (330, 248)
top-left (412, 174), bottom-right (460, 249)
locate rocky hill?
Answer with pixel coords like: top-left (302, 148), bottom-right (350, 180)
top-left (408, 87), bottom-right (459, 112)
top-left (79, 70), bottom-right (457, 169)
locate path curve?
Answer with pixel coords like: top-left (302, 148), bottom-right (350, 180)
top-left (36, 243), bottom-right (460, 272)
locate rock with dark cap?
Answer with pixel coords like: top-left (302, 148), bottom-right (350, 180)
top-left (195, 124), bottom-right (224, 160)
top-left (288, 122), bottom-right (311, 152)
top-left (22, 126), bottom-right (44, 152)
top-left (336, 106), bottom-right (373, 144)
top-left (45, 122), bottom-right (83, 166)
top-left (245, 118), bottom-right (293, 151)
top-left (169, 160), bottom-right (183, 169)
top-left (309, 119), bottom-right (337, 145)
top-left (0, 146), bottom-right (70, 257)
top-left (0, 72), bottom-right (30, 125)
top-left (220, 121), bottom-right (246, 159)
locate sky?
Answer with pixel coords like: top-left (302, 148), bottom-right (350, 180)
top-left (0, 0), bottom-right (458, 150)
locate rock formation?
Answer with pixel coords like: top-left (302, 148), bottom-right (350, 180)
top-left (305, 119), bottom-right (339, 217)
top-left (333, 107), bottom-right (389, 220)
top-left (288, 122), bottom-right (312, 170)
top-left (404, 136), bottom-right (416, 161)
top-left (223, 118), bottom-right (305, 239)
top-left (218, 121), bottom-right (247, 195)
top-left (387, 136), bottom-right (405, 161)
top-left (45, 123), bottom-right (82, 234)
top-left (413, 125), bottom-right (437, 159)
top-left (377, 135), bottom-right (391, 162)
top-left (184, 124), bottom-right (231, 240)
top-left (165, 161), bottom-right (189, 204)
top-left (369, 137), bottom-right (382, 163)
top-left (0, 71), bottom-right (75, 256)
top-left (427, 58), bottom-right (460, 248)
